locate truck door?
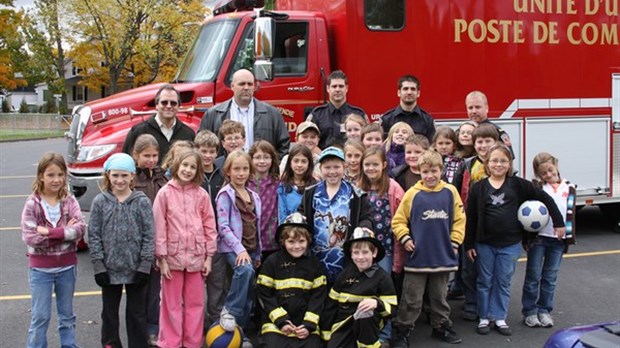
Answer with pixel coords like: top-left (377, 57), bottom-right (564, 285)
top-left (226, 19), bottom-right (319, 136)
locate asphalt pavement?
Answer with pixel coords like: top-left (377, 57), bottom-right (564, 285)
top-left (0, 138), bottom-right (619, 348)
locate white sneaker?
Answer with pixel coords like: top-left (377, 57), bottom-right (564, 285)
top-left (524, 314), bottom-right (541, 327)
top-left (538, 313), bottom-right (554, 328)
top-left (219, 307), bottom-right (237, 332)
top-left (242, 337), bottom-right (253, 348)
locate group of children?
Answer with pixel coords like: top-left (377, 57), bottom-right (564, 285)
top-left (21, 115), bottom-right (575, 348)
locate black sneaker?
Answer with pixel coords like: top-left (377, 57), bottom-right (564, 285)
top-left (432, 323), bottom-right (462, 344)
top-left (447, 290), bottom-right (465, 300)
top-left (390, 326), bottom-right (411, 348)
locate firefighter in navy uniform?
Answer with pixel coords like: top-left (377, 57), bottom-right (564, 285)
top-left (320, 228), bottom-right (397, 348)
top-left (307, 70), bottom-right (367, 149)
top-left (256, 213), bottom-right (327, 347)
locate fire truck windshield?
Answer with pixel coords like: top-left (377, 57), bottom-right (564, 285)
top-left (175, 19), bottom-right (240, 82)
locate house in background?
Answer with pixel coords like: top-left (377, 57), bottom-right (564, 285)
top-left (4, 59), bottom-right (127, 113)
top-left (64, 59), bottom-right (112, 110)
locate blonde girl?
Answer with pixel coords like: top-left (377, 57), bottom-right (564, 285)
top-left (161, 140), bottom-right (194, 176)
top-left (248, 140), bottom-right (280, 259)
top-left (521, 153), bottom-right (576, 329)
top-left (278, 144), bottom-right (317, 223)
top-left (344, 113), bottom-right (367, 141)
top-left (89, 153), bottom-right (154, 347)
top-left (22, 152), bottom-right (85, 348)
top-left (215, 150), bottom-right (262, 342)
top-left (153, 149), bottom-right (217, 347)
top-left (343, 139), bottom-right (365, 185)
top-left (384, 122), bottom-right (415, 176)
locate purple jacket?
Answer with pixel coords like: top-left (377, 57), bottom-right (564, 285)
top-left (215, 184), bottom-right (263, 258)
top-left (247, 176), bottom-right (279, 252)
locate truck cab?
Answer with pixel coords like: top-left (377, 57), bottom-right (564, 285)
top-left (66, 5), bottom-right (329, 209)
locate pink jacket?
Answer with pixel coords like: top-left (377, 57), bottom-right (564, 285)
top-left (21, 193), bottom-right (85, 268)
top-left (387, 179), bottom-right (406, 273)
top-left (153, 180), bottom-right (217, 272)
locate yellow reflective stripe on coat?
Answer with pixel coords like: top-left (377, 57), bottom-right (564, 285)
top-left (379, 295), bottom-right (398, 316)
top-left (269, 307), bottom-right (288, 322)
top-left (357, 340), bottom-right (381, 348)
top-left (322, 315), bottom-right (354, 340)
top-left (257, 274), bottom-right (275, 287)
top-left (328, 289), bottom-right (383, 303)
top-left (261, 323), bottom-right (320, 336)
top-left (303, 311), bottom-right (319, 325)
top-left (260, 277), bottom-right (325, 290)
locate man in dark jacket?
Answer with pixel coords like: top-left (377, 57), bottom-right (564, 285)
top-left (381, 75), bottom-right (435, 142)
top-left (122, 84), bottom-right (195, 162)
top-left (198, 69), bottom-right (290, 158)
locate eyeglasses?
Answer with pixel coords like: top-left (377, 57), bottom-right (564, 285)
top-left (489, 159), bottom-right (510, 164)
top-left (224, 135), bottom-right (244, 143)
top-left (159, 100), bottom-right (179, 107)
top-left (253, 155), bottom-right (272, 161)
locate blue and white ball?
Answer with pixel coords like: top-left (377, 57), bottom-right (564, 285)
top-left (518, 200), bottom-right (550, 232)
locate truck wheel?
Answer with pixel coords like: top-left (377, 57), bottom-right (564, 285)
top-left (599, 203), bottom-right (620, 233)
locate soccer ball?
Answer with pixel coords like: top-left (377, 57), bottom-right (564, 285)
top-left (518, 200), bottom-right (550, 232)
top-left (205, 317), bottom-right (244, 348)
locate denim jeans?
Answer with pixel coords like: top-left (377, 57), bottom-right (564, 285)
top-left (476, 242), bottom-right (521, 321)
top-left (222, 252), bottom-right (256, 329)
top-left (28, 266), bottom-right (78, 348)
top-left (522, 236), bottom-right (564, 316)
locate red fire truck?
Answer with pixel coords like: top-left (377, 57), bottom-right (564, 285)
top-left (65, 0), bottom-right (620, 229)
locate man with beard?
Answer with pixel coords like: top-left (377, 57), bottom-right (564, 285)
top-left (307, 70), bottom-right (367, 149)
top-left (381, 75), bottom-right (436, 142)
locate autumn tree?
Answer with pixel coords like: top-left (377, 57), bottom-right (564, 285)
top-left (68, 0), bottom-right (206, 94)
top-left (0, 0), bottom-right (28, 90)
top-left (21, 0), bottom-right (70, 113)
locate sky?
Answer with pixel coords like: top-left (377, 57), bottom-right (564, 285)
top-left (13, 0), bottom-right (35, 9)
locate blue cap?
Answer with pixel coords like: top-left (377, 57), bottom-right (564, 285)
top-left (318, 146), bottom-right (345, 163)
top-left (104, 153), bottom-right (136, 173)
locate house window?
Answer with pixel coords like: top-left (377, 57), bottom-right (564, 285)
top-left (73, 86), bottom-right (84, 101)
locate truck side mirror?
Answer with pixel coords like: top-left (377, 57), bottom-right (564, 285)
top-left (254, 16), bottom-right (274, 81)
top-left (254, 61), bottom-right (273, 81)
top-left (254, 17), bottom-right (274, 59)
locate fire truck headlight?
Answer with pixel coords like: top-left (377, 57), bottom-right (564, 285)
top-left (76, 144), bottom-right (117, 163)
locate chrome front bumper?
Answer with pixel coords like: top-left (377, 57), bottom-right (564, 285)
top-left (68, 172), bottom-right (103, 211)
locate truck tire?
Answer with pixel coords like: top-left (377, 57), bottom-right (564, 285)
top-left (599, 203), bottom-right (620, 233)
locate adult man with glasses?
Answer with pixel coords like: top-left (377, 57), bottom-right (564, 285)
top-left (122, 84), bottom-right (196, 162)
top-left (199, 69), bottom-right (290, 158)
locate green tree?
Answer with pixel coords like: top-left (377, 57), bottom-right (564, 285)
top-left (1, 98), bottom-right (10, 112)
top-left (0, 0), bottom-right (28, 90)
top-left (21, 0), bottom-right (70, 112)
top-left (68, 0), bottom-right (206, 94)
top-left (19, 98), bottom-right (29, 113)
